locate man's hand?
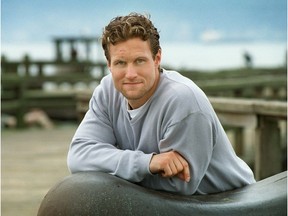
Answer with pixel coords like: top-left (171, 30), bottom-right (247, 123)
top-left (149, 151), bottom-right (190, 182)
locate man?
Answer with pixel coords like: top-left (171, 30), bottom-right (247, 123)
top-left (67, 13), bottom-right (255, 195)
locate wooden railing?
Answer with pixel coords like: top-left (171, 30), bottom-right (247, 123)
top-left (1, 58), bottom-right (107, 126)
top-left (180, 67), bottom-right (287, 100)
top-left (1, 56), bottom-right (286, 128)
top-left (2, 56), bottom-right (286, 179)
top-left (209, 97), bottom-right (287, 180)
top-left (2, 74), bottom-right (103, 126)
top-left (76, 93), bottom-right (287, 180)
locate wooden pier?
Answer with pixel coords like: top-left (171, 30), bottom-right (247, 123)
top-left (2, 36), bottom-right (286, 216)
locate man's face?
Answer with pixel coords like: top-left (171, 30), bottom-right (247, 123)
top-left (108, 38), bottom-right (161, 109)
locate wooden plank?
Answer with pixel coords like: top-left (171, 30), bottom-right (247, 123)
top-left (216, 112), bottom-right (257, 128)
top-left (253, 101), bottom-right (287, 118)
top-left (209, 97), bottom-right (287, 118)
top-left (180, 67), bottom-right (286, 81)
top-left (209, 97), bottom-right (255, 114)
top-left (197, 75), bottom-right (287, 90)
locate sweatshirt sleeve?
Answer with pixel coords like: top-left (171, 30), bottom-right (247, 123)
top-left (67, 86), bottom-right (153, 182)
top-left (140, 112), bottom-right (214, 195)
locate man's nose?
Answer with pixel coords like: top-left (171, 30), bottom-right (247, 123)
top-left (125, 64), bottom-right (137, 79)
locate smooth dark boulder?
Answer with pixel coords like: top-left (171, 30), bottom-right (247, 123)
top-left (38, 171), bottom-right (287, 216)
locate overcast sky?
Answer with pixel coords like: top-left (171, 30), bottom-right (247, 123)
top-left (1, 0), bottom-right (286, 70)
top-left (2, 0), bottom-right (286, 44)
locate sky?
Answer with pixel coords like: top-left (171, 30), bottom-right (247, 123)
top-left (1, 0), bottom-right (287, 70)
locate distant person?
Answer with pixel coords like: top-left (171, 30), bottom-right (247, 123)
top-left (244, 51), bottom-right (253, 68)
top-left (67, 13), bottom-right (255, 195)
top-left (70, 47), bottom-right (78, 61)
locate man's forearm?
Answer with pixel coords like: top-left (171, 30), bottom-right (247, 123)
top-left (67, 138), bottom-right (154, 182)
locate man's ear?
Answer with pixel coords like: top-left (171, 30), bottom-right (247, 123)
top-left (155, 49), bottom-right (162, 66)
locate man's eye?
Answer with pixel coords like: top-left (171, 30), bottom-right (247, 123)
top-left (115, 61), bottom-right (125, 66)
top-left (136, 59), bottom-right (145, 64)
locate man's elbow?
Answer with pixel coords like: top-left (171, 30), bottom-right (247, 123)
top-left (67, 151), bottom-right (82, 174)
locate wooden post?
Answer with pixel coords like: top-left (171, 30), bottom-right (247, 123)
top-left (234, 127), bottom-right (244, 156)
top-left (16, 77), bottom-right (26, 128)
top-left (55, 39), bottom-right (63, 62)
top-left (84, 40), bottom-right (91, 61)
top-left (255, 116), bottom-right (282, 180)
top-left (23, 54), bottom-right (30, 76)
top-left (38, 63), bottom-right (44, 76)
top-left (69, 40), bottom-right (77, 61)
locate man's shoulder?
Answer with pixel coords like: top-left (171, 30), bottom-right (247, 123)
top-left (100, 73), bottom-right (113, 84)
top-left (161, 70), bottom-right (199, 98)
top-left (158, 69), bottom-right (211, 112)
top-left (92, 73), bottom-right (120, 101)
top-left (96, 73), bottom-right (116, 91)
top-left (163, 70), bottom-right (197, 88)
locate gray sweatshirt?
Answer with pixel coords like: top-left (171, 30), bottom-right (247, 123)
top-left (67, 69), bottom-right (255, 195)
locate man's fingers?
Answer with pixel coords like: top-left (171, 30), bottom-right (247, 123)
top-left (161, 166), bottom-right (172, 177)
top-left (176, 172), bottom-right (186, 181)
top-left (149, 151), bottom-right (190, 182)
top-left (162, 153), bottom-right (190, 182)
top-left (175, 152), bottom-right (190, 182)
top-left (183, 166), bottom-right (190, 182)
top-left (162, 160), bottom-right (177, 177)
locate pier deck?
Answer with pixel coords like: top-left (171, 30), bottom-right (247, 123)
top-left (1, 125), bottom-right (76, 216)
